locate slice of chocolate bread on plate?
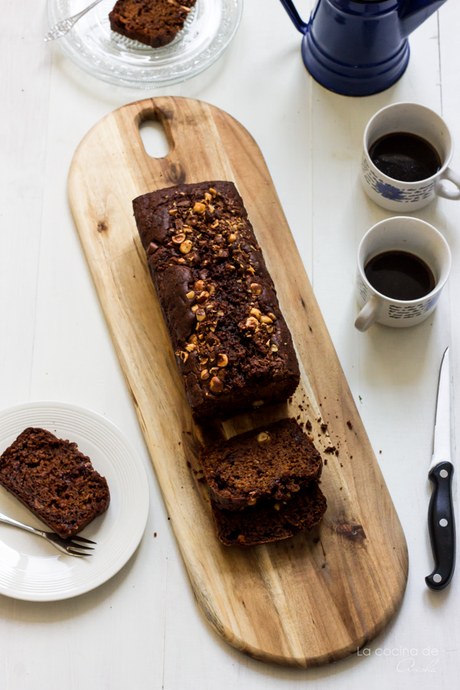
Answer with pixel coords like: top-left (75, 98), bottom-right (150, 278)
top-left (199, 418), bottom-right (322, 510)
top-left (109, 0), bottom-right (196, 48)
top-left (211, 481), bottom-right (327, 547)
top-left (0, 427), bottom-right (110, 539)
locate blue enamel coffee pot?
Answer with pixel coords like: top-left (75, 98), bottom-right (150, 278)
top-left (279, 0), bottom-right (447, 96)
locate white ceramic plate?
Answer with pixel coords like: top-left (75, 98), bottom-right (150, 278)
top-left (0, 401), bottom-right (149, 601)
top-left (47, 0), bottom-right (243, 88)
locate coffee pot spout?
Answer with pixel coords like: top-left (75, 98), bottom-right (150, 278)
top-left (399, 0), bottom-right (447, 38)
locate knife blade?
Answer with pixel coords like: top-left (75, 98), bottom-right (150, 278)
top-left (426, 347), bottom-right (456, 590)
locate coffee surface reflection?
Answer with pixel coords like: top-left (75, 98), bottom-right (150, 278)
top-left (364, 250), bottom-right (436, 301)
top-left (369, 132), bottom-right (441, 182)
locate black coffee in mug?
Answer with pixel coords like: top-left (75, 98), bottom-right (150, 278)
top-left (369, 132), bottom-right (442, 182)
top-left (364, 250), bottom-right (436, 301)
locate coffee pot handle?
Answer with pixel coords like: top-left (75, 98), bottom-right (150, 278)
top-left (278, 0), bottom-right (308, 34)
top-left (435, 168), bottom-right (460, 200)
top-left (354, 295), bottom-right (381, 332)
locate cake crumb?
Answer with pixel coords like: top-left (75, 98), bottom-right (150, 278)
top-left (347, 420), bottom-right (353, 430)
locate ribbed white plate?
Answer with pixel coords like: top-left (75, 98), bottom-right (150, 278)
top-left (0, 402), bottom-right (149, 601)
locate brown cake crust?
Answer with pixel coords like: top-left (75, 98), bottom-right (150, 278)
top-left (199, 418), bottom-right (322, 510)
top-left (211, 482), bottom-right (327, 547)
top-left (133, 181), bottom-right (300, 421)
top-left (109, 0), bottom-right (196, 48)
top-left (0, 427), bottom-right (110, 539)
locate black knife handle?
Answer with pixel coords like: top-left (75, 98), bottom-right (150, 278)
top-left (426, 461), bottom-right (456, 590)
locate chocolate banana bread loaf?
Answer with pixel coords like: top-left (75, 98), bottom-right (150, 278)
top-left (211, 481), bottom-right (327, 547)
top-left (0, 427), bottom-right (110, 539)
top-left (109, 0), bottom-right (196, 48)
top-left (133, 181), bottom-right (300, 421)
top-left (199, 418), bottom-right (322, 510)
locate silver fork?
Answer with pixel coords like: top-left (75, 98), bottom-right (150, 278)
top-left (0, 512), bottom-right (95, 557)
top-left (44, 0), bottom-right (104, 42)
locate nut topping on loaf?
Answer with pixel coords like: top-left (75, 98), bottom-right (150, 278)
top-left (133, 181), bottom-right (300, 421)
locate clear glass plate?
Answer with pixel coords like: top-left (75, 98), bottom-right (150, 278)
top-left (47, 0), bottom-right (243, 88)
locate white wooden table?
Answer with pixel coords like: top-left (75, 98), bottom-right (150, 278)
top-left (1, 0), bottom-right (459, 686)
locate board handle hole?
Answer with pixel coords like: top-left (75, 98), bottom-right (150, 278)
top-left (139, 118), bottom-right (170, 159)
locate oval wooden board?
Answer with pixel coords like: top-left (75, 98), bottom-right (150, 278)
top-left (68, 97), bottom-right (408, 667)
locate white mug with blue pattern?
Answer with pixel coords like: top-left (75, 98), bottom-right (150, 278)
top-left (355, 217), bottom-right (451, 332)
top-left (361, 102), bottom-right (460, 212)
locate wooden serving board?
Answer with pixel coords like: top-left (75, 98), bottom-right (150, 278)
top-left (68, 97), bottom-right (408, 667)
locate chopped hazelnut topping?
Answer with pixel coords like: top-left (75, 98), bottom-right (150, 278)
top-left (217, 353), bottom-right (228, 367)
top-left (194, 280), bottom-right (205, 292)
top-left (209, 188), bottom-right (217, 196)
top-left (250, 308), bottom-right (261, 319)
top-left (191, 304), bottom-right (199, 313)
top-left (228, 233), bottom-right (237, 244)
top-left (271, 343), bottom-right (279, 352)
top-left (274, 503), bottom-right (281, 511)
top-left (260, 315), bottom-right (273, 325)
top-left (201, 369), bottom-right (210, 380)
top-left (185, 344), bottom-right (196, 352)
top-left (250, 283), bottom-right (263, 295)
top-left (179, 239), bottom-right (193, 254)
top-left (268, 312), bottom-right (277, 321)
top-left (257, 432), bottom-right (271, 443)
top-left (204, 192), bottom-right (212, 202)
top-left (172, 233), bottom-right (186, 245)
top-left (210, 376), bottom-right (224, 394)
top-left (193, 202), bottom-right (206, 214)
top-left (196, 309), bottom-right (206, 322)
top-left (186, 291), bottom-right (195, 300)
top-left (196, 291), bottom-right (209, 304)
top-left (245, 317), bottom-right (259, 330)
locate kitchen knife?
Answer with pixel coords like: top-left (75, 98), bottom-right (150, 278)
top-left (426, 347), bottom-right (456, 590)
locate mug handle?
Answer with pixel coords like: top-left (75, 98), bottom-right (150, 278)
top-left (435, 168), bottom-right (460, 200)
top-left (354, 295), bottom-right (381, 332)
